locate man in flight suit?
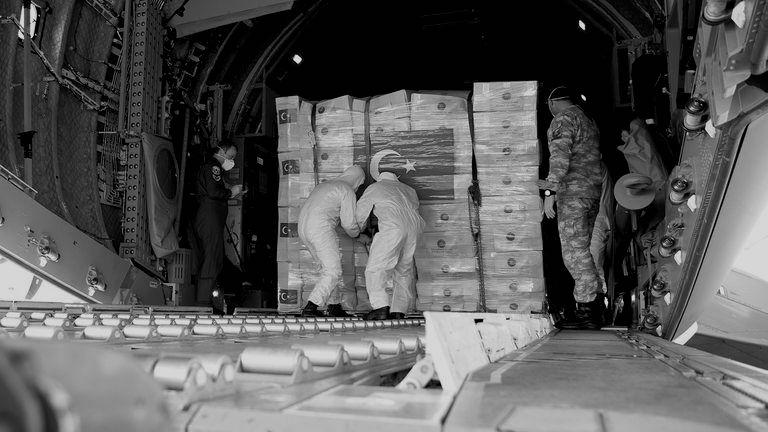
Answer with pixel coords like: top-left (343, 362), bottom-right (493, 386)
top-left (194, 141), bottom-right (243, 305)
top-left (538, 86), bottom-right (605, 330)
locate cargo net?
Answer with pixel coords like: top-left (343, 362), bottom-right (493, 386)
top-left (275, 82), bottom-right (544, 314)
top-left (97, 34), bottom-right (127, 208)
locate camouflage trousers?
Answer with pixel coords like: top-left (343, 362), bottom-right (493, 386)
top-left (558, 197), bottom-right (601, 303)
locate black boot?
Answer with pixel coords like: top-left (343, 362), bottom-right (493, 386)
top-left (301, 301), bottom-right (325, 317)
top-left (388, 312), bottom-right (406, 320)
top-left (556, 295), bottom-right (604, 330)
top-left (364, 306), bottom-right (389, 321)
top-left (327, 303), bottom-right (352, 318)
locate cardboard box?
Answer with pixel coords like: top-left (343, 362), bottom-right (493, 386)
top-left (472, 81), bottom-right (538, 113)
top-left (415, 257), bottom-right (477, 283)
top-left (417, 296), bottom-right (477, 312)
top-left (277, 150), bottom-right (315, 206)
top-left (315, 145), bottom-right (368, 173)
top-left (477, 166), bottom-right (539, 197)
top-left (474, 140), bottom-right (540, 169)
top-left (416, 280), bottom-right (479, 298)
top-left (410, 91), bottom-right (468, 116)
top-left (276, 96), bottom-right (314, 152)
top-left (415, 230), bottom-right (475, 259)
top-left (370, 90), bottom-right (411, 118)
top-left (484, 291), bottom-right (545, 314)
top-left (483, 250), bottom-right (545, 279)
top-left (484, 276), bottom-right (546, 294)
top-left (479, 202), bottom-right (542, 226)
top-left (481, 223), bottom-right (543, 252)
top-left (473, 111), bottom-right (538, 142)
top-left (419, 202), bottom-right (472, 233)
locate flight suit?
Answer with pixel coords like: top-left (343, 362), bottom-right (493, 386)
top-left (194, 159), bottom-right (231, 303)
top-left (540, 106), bottom-right (603, 304)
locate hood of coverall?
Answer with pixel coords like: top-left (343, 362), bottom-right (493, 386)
top-left (335, 166), bottom-right (366, 191)
top-left (377, 171), bottom-right (398, 182)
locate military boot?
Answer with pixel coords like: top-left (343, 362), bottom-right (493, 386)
top-left (301, 301), bottom-right (325, 317)
top-left (364, 306), bottom-right (390, 321)
top-left (388, 312), bottom-right (406, 320)
top-left (326, 303), bottom-right (353, 318)
top-left (555, 295), bottom-right (604, 330)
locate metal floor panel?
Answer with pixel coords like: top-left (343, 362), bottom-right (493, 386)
top-left (445, 330), bottom-right (768, 432)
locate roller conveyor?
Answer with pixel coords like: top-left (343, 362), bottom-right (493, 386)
top-left (5, 306), bottom-right (768, 432)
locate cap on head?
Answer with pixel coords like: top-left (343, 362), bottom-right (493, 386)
top-left (548, 86), bottom-right (573, 102)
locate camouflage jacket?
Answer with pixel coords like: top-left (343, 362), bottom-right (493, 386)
top-left (540, 105), bottom-right (603, 199)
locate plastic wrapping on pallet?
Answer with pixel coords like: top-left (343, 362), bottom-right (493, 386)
top-left (485, 276), bottom-right (545, 294)
top-left (472, 81), bottom-right (538, 113)
top-left (415, 257), bottom-right (476, 283)
top-left (277, 207), bottom-right (303, 257)
top-left (419, 202), bottom-right (472, 232)
top-left (479, 195), bottom-right (542, 217)
top-left (415, 230), bottom-right (475, 259)
top-left (416, 280), bottom-right (479, 299)
top-left (276, 96), bottom-right (314, 152)
top-left (315, 96), bottom-right (366, 147)
top-left (418, 295), bottom-right (477, 312)
top-left (474, 139), bottom-right (540, 169)
top-left (369, 90), bottom-right (411, 132)
top-left (477, 166), bottom-right (539, 197)
top-left (368, 130), bottom-right (473, 201)
top-left (484, 292), bottom-right (545, 314)
top-left (278, 150), bottom-right (315, 206)
top-left (315, 145), bottom-right (368, 173)
top-left (481, 223), bottom-right (543, 252)
top-left (483, 251), bottom-right (544, 279)
top-left (473, 111), bottom-right (538, 142)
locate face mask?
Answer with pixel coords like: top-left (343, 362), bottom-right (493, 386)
top-left (221, 158), bottom-right (235, 171)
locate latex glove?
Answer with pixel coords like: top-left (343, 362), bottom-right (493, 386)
top-left (543, 195), bottom-right (557, 219)
top-left (357, 234), bottom-right (372, 246)
top-left (230, 184), bottom-right (243, 197)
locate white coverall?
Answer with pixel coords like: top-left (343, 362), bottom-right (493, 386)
top-left (618, 119), bottom-right (668, 189)
top-left (298, 166), bottom-right (364, 307)
top-left (590, 163), bottom-right (613, 293)
top-left (355, 172), bottom-right (425, 314)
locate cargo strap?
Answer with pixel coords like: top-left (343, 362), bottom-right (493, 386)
top-left (364, 97), bottom-right (372, 182)
top-left (309, 102), bottom-right (319, 186)
top-left (468, 181), bottom-right (487, 312)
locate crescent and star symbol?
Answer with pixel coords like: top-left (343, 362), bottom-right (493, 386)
top-left (369, 149), bottom-right (416, 180)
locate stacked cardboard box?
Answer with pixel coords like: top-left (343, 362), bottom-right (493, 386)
top-left (313, 96), bottom-right (366, 311)
top-left (275, 96), bottom-right (315, 313)
top-left (409, 92), bottom-right (479, 312)
top-left (275, 95), bottom-right (370, 313)
top-left (472, 82), bottom-right (545, 313)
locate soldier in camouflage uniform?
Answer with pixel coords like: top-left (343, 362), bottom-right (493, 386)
top-left (538, 86), bottom-right (604, 330)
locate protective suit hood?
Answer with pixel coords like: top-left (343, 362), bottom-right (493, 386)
top-left (335, 166), bottom-right (366, 191)
top-left (378, 172), bottom-right (398, 182)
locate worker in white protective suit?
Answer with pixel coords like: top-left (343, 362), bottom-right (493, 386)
top-left (355, 172), bottom-right (425, 320)
top-left (298, 166), bottom-right (365, 317)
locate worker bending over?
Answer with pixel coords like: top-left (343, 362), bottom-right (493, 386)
top-left (299, 166), bottom-right (365, 317)
top-left (355, 171), bottom-right (425, 320)
top-left (194, 141), bottom-right (243, 305)
top-left (538, 86), bottom-right (604, 330)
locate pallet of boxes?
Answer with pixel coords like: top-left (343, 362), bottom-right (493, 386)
top-left (473, 81), bottom-right (545, 313)
top-left (275, 95), bottom-right (365, 314)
